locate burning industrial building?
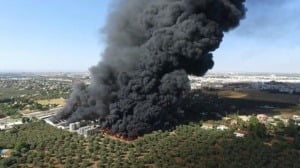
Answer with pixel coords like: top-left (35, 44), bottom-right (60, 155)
top-left (53, 0), bottom-right (246, 138)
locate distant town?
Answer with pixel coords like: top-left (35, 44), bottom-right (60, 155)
top-left (1, 72), bottom-right (300, 167)
top-left (0, 72), bottom-right (90, 131)
top-left (1, 72), bottom-right (300, 138)
top-left (190, 72), bottom-right (300, 95)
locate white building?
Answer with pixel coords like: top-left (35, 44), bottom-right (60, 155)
top-left (0, 120), bottom-right (23, 130)
top-left (69, 122), bottom-right (82, 131)
top-left (217, 125), bottom-right (229, 131)
top-left (0, 149), bottom-right (12, 158)
top-left (234, 131), bottom-right (245, 138)
top-left (69, 123), bottom-right (77, 131)
top-left (292, 115), bottom-right (300, 123)
top-left (77, 125), bottom-right (99, 137)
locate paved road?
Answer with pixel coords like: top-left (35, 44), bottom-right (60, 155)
top-left (0, 117), bottom-right (11, 124)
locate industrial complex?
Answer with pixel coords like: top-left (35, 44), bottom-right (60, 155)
top-left (44, 118), bottom-right (100, 137)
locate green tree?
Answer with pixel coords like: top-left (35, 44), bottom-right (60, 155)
top-left (248, 116), bottom-right (267, 139)
top-left (14, 142), bottom-right (29, 152)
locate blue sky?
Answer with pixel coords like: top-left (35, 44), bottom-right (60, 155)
top-left (0, 0), bottom-right (299, 73)
top-left (0, 0), bottom-right (109, 72)
top-left (214, 0), bottom-right (300, 73)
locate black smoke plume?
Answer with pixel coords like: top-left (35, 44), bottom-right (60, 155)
top-left (53, 0), bottom-right (246, 138)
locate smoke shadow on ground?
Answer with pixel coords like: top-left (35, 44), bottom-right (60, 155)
top-left (177, 90), bottom-right (296, 125)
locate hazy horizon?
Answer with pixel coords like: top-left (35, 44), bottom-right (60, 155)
top-left (1, 70), bottom-right (300, 75)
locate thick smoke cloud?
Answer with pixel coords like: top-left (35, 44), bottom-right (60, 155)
top-left (53, 0), bottom-right (246, 138)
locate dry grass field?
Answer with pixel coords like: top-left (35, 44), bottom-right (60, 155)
top-left (37, 98), bottom-right (66, 106)
top-left (21, 98), bottom-right (65, 114)
top-left (203, 89), bottom-right (300, 117)
top-left (215, 89), bottom-right (300, 104)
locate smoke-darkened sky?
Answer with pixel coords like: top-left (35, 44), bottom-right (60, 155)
top-left (0, 0), bottom-right (299, 73)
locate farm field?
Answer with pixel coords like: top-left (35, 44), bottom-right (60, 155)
top-left (37, 98), bottom-right (66, 107)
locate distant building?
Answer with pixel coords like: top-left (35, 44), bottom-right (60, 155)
top-left (84, 128), bottom-right (98, 137)
top-left (201, 123), bottom-right (213, 130)
top-left (273, 115), bottom-right (283, 120)
top-left (291, 115), bottom-right (300, 126)
top-left (47, 120), bottom-right (69, 130)
top-left (217, 125), bottom-right (229, 131)
top-left (292, 115), bottom-right (300, 122)
top-left (77, 125), bottom-right (99, 137)
top-left (0, 120), bottom-right (23, 130)
top-left (75, 122), bottom-right (81, 128)
top-left (239, 115), bottom-right (250, 122)
top-left (257, 114), bottom-right (268, 124)
top-left (0, 149), bottom-right (12, 158)
top-left (69, 122), bottom-right (81, 131)
top-left (44, 118), bottom-right (56, 127)
top-left (234, 131), bottom-right (246, 138)
top-left (69, 123), bottom-right (77, 131)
